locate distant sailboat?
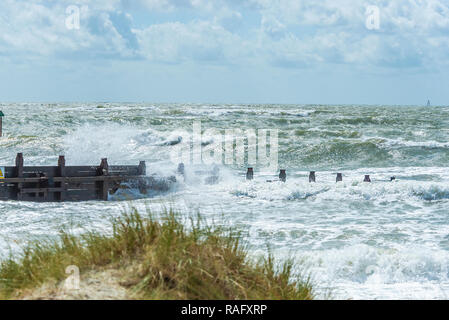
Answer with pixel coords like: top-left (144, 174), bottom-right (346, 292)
top-left (427, 99), bottom-right (431, 107)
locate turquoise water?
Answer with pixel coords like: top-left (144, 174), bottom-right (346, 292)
top-left (0, 103), bottom-right (448, 299)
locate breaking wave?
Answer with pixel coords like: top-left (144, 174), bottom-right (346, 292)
top-left (227, 178), bottom-right (449, 203)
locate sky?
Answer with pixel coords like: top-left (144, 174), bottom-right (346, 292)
top-left (0, 0), bottom-right (448, 105)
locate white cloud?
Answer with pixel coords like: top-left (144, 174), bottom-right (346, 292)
top-left (135, 20), bottom-right (248, 64)
top-left (0, 0), bottom-right (136, 60)
top-left (0, 0), bottom-right (448, 71)
top-left (249, 0), bottom-right (449, 69)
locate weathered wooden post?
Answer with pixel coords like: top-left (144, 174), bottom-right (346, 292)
top-left (138, 161), bottom-right (146, 176)
top-left (0, 111), bottom-right (4, 137)
top-left (58, 156), bottom-right (66, 201)
top-left (58, 156), bottom-right (66, 175)
top-left (336, 173), bottom-right (343, 182)
top-left (15, 153), bottom-right (23, 200)
top-left (279, 169), bottom-right (286, 182)
top-left (364, 175), bottom-right (371, 182)
top-left (99, 158), bottom-right (109, 200)
top-left (246, 168), bottom-right (254, 180)
top-left (137, 160), bottom-right (147, 194)
top-left (309, 171), bottom-right (316, 183)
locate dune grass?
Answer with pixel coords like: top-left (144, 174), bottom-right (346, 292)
top-left (0, 208), bottom-right (314, 300)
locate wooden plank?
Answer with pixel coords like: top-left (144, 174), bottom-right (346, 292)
top-left (109, 166), bottom-right (140, 175)
top-left (20, 188), bottom-right (65, 194)
top-left (22, 166), bottom-right (58, 176)
top-left (1, 177), bottom-right (47, 183)
top-left (109, 165), bottom-right (140, 171)
top-left (3, 166), bottom-right (142, 178)
top-left (65, 166), bottom-right (98, 177)
top-left (54, 175), bottom-right (141, 182)
top-left (66, 184), bottom-right (98, 191)
top-left (1, 175), bottom-right (141, 184)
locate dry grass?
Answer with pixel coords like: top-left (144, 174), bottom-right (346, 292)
top-left (0, 208), bottom-right (314, 300)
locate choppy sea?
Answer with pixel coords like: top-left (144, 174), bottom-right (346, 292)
top-left (1, 103), bottom-right (448, 299)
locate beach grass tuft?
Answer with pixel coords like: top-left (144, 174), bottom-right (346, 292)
top-left (0, 208), bottom-right (314, 300)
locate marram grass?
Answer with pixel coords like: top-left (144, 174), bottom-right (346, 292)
top-left (0, 208), bottom-right (314, 300)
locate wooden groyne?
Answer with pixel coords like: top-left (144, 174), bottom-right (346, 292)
top-left (245, 168), bottom-right (379, 183)
top-left (0, 153), bottom-right (146, 202)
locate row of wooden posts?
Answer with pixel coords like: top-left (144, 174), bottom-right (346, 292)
top-left (0, 153), bottom-right (146, 202)
top-left (245, 168), bottom-right (392, 183)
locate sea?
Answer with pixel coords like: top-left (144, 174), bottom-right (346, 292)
top-left (0, 102), bottom-right (448, 300)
